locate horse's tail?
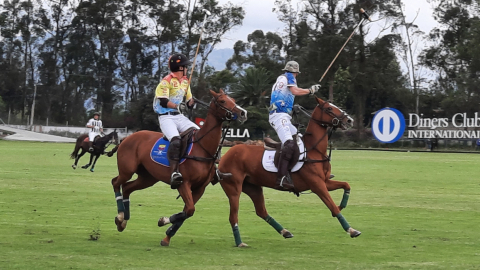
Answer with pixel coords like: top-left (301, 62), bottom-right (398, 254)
top-left (70, 143), bottom-right (80, 159)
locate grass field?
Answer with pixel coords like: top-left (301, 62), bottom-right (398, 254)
top-left (0, 140), bottom-right (479, 269)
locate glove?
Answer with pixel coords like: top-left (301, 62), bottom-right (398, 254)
top-left (309, 84), bottom-right (320, 95)
top-left (177, 102), bottom-right (187, 114)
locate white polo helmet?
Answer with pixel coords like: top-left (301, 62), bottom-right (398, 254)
top-left (282, 61), bottom-right (301, 73)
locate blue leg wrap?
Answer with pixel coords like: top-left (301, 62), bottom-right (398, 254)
top-left (123, 199), bottom-right (130, 220)
top-left (264, 215), bottom-right (284, 233)
top-left (115, 192), bottom-right (125, 213)
top-left (166, 220), bottom-right (185, 237)
top-left (232, 224), bottom-right (243, 246)
top-left (340, 190), bottom-right (350, 209)
top-left (336, 213), bottom-right (350, 232)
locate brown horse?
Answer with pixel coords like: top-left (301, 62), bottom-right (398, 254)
top-left (218, 96), bottom-right (360, 247)
top-left (70, 130), bottom-right (119, 172)
top-left (111, 89), bottom-right (247, 246)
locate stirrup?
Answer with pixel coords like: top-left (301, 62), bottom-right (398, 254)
top-left (275, 175), bottom-right (294, 191)
top-left (170, 172), bottom-right (183, 189)
top-left (89, 147), bottom-right (94, 152)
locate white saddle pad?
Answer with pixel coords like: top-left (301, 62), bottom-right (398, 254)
top-left (262, 136), bottom-right (306, 173)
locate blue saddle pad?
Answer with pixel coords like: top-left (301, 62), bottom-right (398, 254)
top-left (150, 137), bottom-right (193, 167)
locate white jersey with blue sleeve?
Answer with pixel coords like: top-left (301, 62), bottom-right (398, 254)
top-left (269, 72), bottom-right (297, 114)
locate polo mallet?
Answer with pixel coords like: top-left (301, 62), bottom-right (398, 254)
top-left (318, 8), bottom-right (371, 84)
top-left (186, 9), bottom-right (211, 121)
top-left (188, 9), bottom-right (212, 85)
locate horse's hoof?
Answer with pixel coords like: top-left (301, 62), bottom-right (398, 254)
top-left (115, 217), bottom-right (126, 232)
top-left (350, 229), bottom-right (361, 238)
top-left (81, 166), bottom-right (88, 169)
top-left (281, 229), bottom-right (294, 239)
top-left (72, 165), bottom-right (76, 169)
top-left (237, 243), bottom-right (249, 248)
top-left (160, 237), bottom-right (170, 246)
top-left (90, 168), bottom-right (94, 172)
top-left (158, 217), bottom-right (170, 227)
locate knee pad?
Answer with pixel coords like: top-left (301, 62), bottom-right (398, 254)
top-left (168, 136), bottom-right (182, 160)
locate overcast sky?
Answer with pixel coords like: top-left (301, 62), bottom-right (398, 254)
top-left (215, 0), bottom-right (438, 49)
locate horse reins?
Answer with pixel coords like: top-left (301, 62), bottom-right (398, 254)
top-left (294, 101), bottom-right (348, 163)
top-left (185, 95), bottom-right (235, 164)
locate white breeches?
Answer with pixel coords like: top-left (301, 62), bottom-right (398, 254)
top-left (158, 114), bottom-right (200, 141)
top-left (269, 112), bottom-right (297, 144)
top-left (89, 132), bottom-right (99, 141)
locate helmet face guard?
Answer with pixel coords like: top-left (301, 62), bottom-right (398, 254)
top-left (282, 61), bottom-right (301, 73)
top-left (169, 53), bottom-right (190, 72)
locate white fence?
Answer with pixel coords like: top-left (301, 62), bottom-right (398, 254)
top-left (4, 124), bottom-right (132, 139)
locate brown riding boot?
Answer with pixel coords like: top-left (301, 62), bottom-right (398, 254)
top-left (168, 137), bottom-right (183, 189)
top-left (274, 140), bottom-right (295, 191)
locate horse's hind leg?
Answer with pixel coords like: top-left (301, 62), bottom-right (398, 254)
top-left (73, 150), bottom-right (86, 169)
top-left (159, 184), bottom-right (208, 247)
top-left (112, 168), bottom-right (135, 232)
top-left (114, 169), bottom-right (157, 232)
top-left (310, 180), bottom-right (361, 238)
top-left (326, 179), bottom-right (351, 210)
top-left (242, 181), bottom-right (293, 239)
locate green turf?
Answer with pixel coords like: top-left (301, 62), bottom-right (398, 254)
top-left (0, 140), bottom-right (479, 269)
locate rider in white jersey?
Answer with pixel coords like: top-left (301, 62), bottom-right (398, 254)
top-left (86, 112), bottom-right (103, 152)
top-left (269, 61), bottom-right (320, 190)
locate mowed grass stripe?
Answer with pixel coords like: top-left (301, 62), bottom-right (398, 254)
top-left (0, 140), bottom-right (479, 269)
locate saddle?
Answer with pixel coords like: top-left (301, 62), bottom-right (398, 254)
top-left (83, 135), bottom-right (100, 143)
top-left (163, 127), bottom-right (197, 158)
top-left (263, 136), bottom-right (300, 171)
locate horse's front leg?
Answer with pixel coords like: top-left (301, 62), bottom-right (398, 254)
top-left (309, 175), bottom-right (361, 238)
top-left (326, 179), bottom-right (351, 210)
top-left (82, 153), bottom-right (93, 169)
top-left (90, 154), bottom-right (100, 172)
top-left (158, 181), bottom-right (206, 246)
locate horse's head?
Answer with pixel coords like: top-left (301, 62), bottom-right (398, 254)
top-left (209, 89), bottom-right (247, 123)
top-left (312, 97), bottom-right (353, 130)
top-left (110, 129), bottom-right (119, 145)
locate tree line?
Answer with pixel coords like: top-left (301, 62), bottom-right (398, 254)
top-left (0, 0), bottom-right (479, 140)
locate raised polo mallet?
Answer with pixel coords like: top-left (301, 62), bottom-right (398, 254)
top-left (188, 9), bottom-right (212, 85)
top-left (318, 8), bottom-right (371, 84)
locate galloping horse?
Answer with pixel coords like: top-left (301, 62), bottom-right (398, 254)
top-left (70, 130), bottom-right (119, 172)
top-left (111, 89), bottom-right (247, 246)
top-left (218, 96), bottom-right (360, 247)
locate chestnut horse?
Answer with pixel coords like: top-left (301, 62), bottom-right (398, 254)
top-left (111, 90), bottom-right (247, 246)
top-left (70, 130), bottom-right (118, 172)
top-left (218, 96), bottom-right (360, 247)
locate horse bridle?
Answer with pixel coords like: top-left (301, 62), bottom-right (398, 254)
top-left (211, 94), bottom-right (238, 121)
top-left (310, 100), bottom-right (349, 129)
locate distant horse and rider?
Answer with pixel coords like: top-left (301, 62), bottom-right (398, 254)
top-left (70, 129), bottom-right (119, 172)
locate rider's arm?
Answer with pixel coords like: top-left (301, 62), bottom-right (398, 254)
top-left (186, 84), bottom-right (194, 107)
top-left (289, 86), bottom-right (310, 96)
top-left (86, 119), bottom-right (93, 128)
top-left (159, 98), bottom-right (180, 109)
